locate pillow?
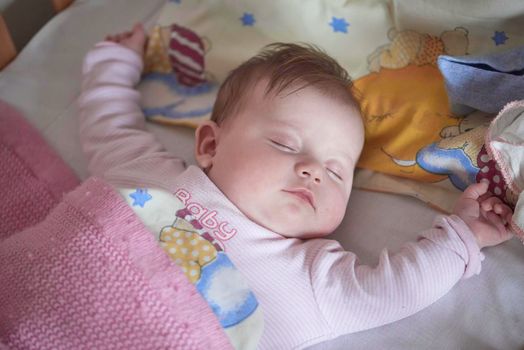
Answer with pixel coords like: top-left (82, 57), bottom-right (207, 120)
top-left (352, 0), bottom-right (524, 212)
top-left (139, 0), bottom-right (524, 213)
top-left (139, 0), bottom-right (393, 126)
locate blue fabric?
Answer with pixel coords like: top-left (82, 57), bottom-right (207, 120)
top-left (438, 46), bottom-right (524, 115)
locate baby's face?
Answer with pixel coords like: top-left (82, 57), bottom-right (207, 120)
top-left (206, 81), bottom-right (364, 238)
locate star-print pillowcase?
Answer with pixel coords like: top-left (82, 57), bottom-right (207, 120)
top-left (391, 0), bottom-right (524, 55)
top-left (138, 0), bottom-right (393, 127)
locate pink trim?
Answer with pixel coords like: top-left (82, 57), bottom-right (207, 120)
top-left (485, 100), bottom-right (524, 240)
top-left (509, 219), bottom-right (524, 241)
top-left (485, 100), bottom-right (524, 195)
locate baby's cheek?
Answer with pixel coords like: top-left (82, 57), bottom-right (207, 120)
top-left (323, 193), bottom-right (348, 230)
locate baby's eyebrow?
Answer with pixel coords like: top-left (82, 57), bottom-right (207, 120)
top-left (266, 120), bottom-right (304, 140)
top-left (326, 154), bottom-right (351, 169)
top-left (337, 151), bottom-right (359, 169)
top-left (269, 119), bottom-right (300, 130)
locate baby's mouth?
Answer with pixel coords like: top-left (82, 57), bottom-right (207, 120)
top-left (283, 189), bottom-right (316, 210)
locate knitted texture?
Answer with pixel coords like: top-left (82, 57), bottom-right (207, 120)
top-left (0, 99), bottom-right (79, 240)
top-left (0, 177), bottom-right (232, 350)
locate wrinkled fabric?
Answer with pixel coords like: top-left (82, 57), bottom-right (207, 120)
top-left (486, 100), bottom-right (524, 239)
top-left (438, 46), bottom-right (524, 115)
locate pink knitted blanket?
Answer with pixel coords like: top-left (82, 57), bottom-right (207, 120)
top-left (0, 177), bottom-right (232, 349)
top-left (0, 100), bottom-right (79, 240)
top-left (0, 100), bottom-right (232, 349)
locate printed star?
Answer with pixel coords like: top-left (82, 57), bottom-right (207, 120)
top-left (492, 31), bottom-right (508, 45)
top-left (329, 17), bottom-right (349, 33)
top-left (129, 188), bottom-right (152, 208)
top-left (240, 12), bottom-right (255, 26)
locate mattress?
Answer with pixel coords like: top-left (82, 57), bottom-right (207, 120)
top-left (0, 0), bottom-right (522, 349)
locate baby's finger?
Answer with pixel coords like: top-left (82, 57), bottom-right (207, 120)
top-left (496, 204), bottom-right (514, 224)
top-left (494, 203), bottom-right (507, 215)
top-left (494, 206), bottom-right (508, 226)
top-left (497, 219), bottom-right (514, 240)
top-left (485, 211), bottom-right (507, 234)
top-left (479, 192), bottom-right (493, 203)
top-left (116, 32), bottom-right (131, 41)
top-left (493, 202), bottom-right (513, 218)
top-left (106, 33), bottom-right (125, 42)
top-left (481, 197), bottom-right (503, 211)
top-left (463, 181), bottom-right (489, 201)
top-left (132, 23), bottom-right (145, 34)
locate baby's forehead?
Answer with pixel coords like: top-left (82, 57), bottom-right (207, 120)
top-left (261, 87), bottom-right (362, 144)
top-left (252, 78), bottom-right (354, 110)
top-left (233, 77), bottom-right (362, 128)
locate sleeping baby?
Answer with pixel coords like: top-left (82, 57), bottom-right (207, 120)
top-left (78, 24), bottom-right (514, 349)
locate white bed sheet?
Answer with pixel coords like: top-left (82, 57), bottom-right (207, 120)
top-left (0, 1), bottom-right (522, 349)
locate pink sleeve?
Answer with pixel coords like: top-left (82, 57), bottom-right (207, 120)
top-left (78, 42), bottom-right (185, 181)
top-left (310, 215), bottom-right (482, 334)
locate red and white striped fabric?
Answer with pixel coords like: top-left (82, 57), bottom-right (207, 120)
top-left (168, 23), bottom-right (207, 87)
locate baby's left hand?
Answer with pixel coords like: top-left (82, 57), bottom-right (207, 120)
top-left (453, 181), bottom-right (514, 249)
top-left (105, 23), bottom-right (147, 57)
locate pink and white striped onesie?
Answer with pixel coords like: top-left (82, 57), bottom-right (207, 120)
top-left (78, 42), bottom-right (483, 350)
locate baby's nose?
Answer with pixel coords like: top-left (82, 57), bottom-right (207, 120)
top-left (297, 162), bottom-right (322, 184)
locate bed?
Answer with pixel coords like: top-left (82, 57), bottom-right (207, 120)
top-left (1, 0), bottom-right (523, 349)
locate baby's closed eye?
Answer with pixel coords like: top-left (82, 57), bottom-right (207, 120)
top-left (269, 138), bottom-right (298, 153)
top-left (327, 168), bottom-right (343, 181)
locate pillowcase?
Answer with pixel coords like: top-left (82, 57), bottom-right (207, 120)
top-left (140, 0), bottom-right (524, 213)
top-left (139, 0), bottom-right (392, 126)
top-left (353, 0), bottom-right (524, 212)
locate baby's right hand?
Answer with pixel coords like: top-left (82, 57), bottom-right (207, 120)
top-left (105, 23), bottom-right (147, 57)
top-left (453, 181), bottom-right (513, 249)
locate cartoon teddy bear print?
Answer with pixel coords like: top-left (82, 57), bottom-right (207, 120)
top-left (159, 210), bottom-right (220, 283)
top-left (367, 27), bottom-right (469, 72)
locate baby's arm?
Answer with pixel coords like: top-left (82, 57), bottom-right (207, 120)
top-left (78, 24), bottom-right (185, 180)
top-left (310, 183), bottom-right (513, 335)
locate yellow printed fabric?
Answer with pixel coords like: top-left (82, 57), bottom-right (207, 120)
top-left (159, 225), bottom-right (217, 283)
top-left (354, 64), bottom-right (458, 182)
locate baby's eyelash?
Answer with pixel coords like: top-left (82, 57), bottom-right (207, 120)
top-left (327, 168), bottom-right (343, 181)
top-left (270, 140), bottom-right (296, 152)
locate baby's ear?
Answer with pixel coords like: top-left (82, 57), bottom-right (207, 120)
top-left (194, 120), bottom-right (220, 170)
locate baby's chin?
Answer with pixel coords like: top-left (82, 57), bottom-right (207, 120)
top-left (235, 198), bottom-right (340, 239)
top-left (262, 220), bottom-right (334, 239)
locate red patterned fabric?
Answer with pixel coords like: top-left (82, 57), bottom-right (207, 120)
top-left (476, 145), bottom-right (511, 206)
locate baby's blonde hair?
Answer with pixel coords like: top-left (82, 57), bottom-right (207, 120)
top-left (210, 43), bottom-right (360, 125)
